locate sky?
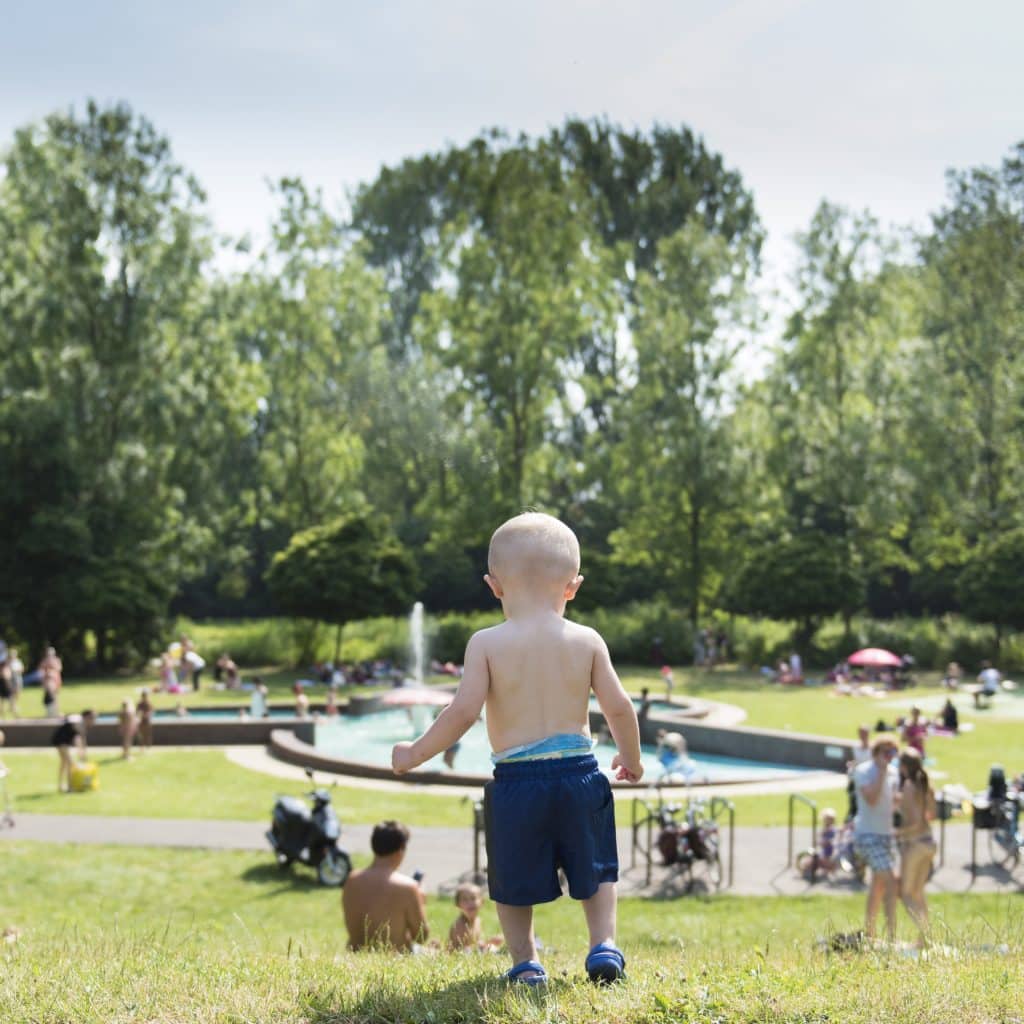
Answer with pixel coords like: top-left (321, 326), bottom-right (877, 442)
top-left (2, 0), bottom-right (1022, 306)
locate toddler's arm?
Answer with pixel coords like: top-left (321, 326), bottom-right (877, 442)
top-left (590, 635), bottom-right (643, 782)
top-left (392, 633), bottom-right (489, 774)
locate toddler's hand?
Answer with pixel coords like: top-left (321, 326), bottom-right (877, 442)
top-left (612, 754), bottom-right (643, 783)
top-left (392, 742), bottom-right (417, 775)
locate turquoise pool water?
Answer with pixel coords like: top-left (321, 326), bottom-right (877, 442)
top-left (312, 708), bottom-right (816, 782)
top-left (97, 708), bottom-right (298, 723)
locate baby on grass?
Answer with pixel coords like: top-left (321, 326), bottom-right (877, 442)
top-left (448, 882), bottom-right (502, 952)
top-left (393, 512), bottom-right (643, 985)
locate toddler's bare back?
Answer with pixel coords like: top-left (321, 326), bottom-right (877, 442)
top-left (477, 614), bottom-right (600, 753)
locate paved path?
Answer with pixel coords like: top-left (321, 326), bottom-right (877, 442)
top-left (3, 812), bottom-right (1019, 898)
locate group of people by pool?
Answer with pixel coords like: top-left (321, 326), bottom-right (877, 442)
top-left (0, 643), bottom-right (65, 719)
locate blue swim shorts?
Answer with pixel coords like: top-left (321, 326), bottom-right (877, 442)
top-left (484, 754), bottom-right (618, 906)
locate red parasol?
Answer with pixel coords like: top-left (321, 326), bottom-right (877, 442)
top-left (847, 648), bottom-right (901, 668)
top-left (378, 687), bottom-right (453, 709)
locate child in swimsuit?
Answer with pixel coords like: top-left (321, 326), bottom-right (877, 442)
top-left (393, 512), bottom-right (643, 985)
top-left (817, 808), bottom-right (838, 872)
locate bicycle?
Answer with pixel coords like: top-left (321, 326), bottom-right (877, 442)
top-left (795, 822), bottom-right (865, 883)
top-left (988, 796), bottom-right (1022, 870)
top-left (656, 799), bottom-right (722, 891)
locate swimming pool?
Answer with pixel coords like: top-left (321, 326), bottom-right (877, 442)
top-left (312, 708), bottom-right (816, 783)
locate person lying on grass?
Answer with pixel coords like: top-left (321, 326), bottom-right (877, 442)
top-left (393, 511), bottom-right (644, 986)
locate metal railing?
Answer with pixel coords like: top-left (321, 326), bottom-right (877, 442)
top-left (631, 791), bottom-right (734, 890)
top-left (708, 795), bottom-right (736, 888)
top-left (470, 798), bottom-right (486, 884)
top-left (787, 793), bottom-right (818, 869)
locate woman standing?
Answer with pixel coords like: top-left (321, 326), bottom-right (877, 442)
top-left (896, 748), bottom-right (936, 945)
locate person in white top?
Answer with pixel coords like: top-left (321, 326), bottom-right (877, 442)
top-left (789, 651), bottom-right (803, 682)
top-left (852, 734), bottom-right (899, 941)
top-left (974, 661), bottom-right (1001, 707)
top-left (845, 724), bottom-right (873, 821)
top-left (181, 640), bottom-right (206, 692)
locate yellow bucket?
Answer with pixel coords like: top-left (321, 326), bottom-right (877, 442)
top-left (70, 762), bottom-right (99, 793)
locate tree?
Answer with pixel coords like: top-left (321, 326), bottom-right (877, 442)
top-left (751, 203), bottom-right (917, 629)
top-left (0, 102), bottom-right (253, 662)
top-left (421, 144), bottom-right (613, 510)
top-left (610, 222), bottom-right (755, 623)
top-left (958, 529), bottom-right (1024, 633)
top-left (724, 533), bottom-right (864, 650)
top-left (265, 513), bottom-right (418, 661)
top-left (916, 143), bottom-right (1024, 540)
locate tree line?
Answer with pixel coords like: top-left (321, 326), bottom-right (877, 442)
top-left (1, 101), bottom-right (1022, 666)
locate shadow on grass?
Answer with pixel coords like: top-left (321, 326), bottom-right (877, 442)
top-left (304, 973), bottom-right (564, 1024)
top-left (239, 861), bottom-right (326, 896)
top-left (8, 789), bottom-right (105, 805)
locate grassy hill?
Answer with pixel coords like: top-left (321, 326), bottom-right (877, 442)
top-left (1, 843), bottom-right (1021, 1023)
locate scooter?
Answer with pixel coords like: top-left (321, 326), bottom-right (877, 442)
top-left (266, 768), bottom-right (352, 886)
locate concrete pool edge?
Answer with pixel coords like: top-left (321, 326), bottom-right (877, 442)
top-left (270, 705), bottom-right (855, 788)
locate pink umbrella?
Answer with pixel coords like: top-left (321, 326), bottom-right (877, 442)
top-left (847, 648), bottom-right (901, 668)
top-left (378, 687), bottom-right (453, 709)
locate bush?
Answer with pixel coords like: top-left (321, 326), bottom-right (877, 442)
top-left (181, 609), bottom-right (1024, 673)
top-left (431, 612), bottom-right (502, 663)
top-left (570, 601), bottom-right (695, 664)
top-left (180, 618), bottom-right (304, 666)
top-left (725, 615), bottom-right (794, 668)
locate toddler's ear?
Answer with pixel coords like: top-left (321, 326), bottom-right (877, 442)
top-left (483, 573), bottom-right (503, 599)
top-left (564, 575), bottom-right (584, 601)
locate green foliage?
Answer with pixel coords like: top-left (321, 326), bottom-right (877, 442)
top-left (958, 528), bottom-right (1024, 629)
top-left (571, 601), bottom-right (696, 664)
top-left (724, 532), bottom-right (864, 643)
top-left (1, 101), bottom-right (1023, 653)
top-left (0, 102), bottom-right (253, 665)
top-left (265, 514), bottom-right (418, 659)
top-left (610, 222), bottom-right (755, 621)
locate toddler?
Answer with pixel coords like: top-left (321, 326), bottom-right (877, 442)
top-left (817, 808), bottom-right (838, 873)
top-left (448, 882), bottom-right (502, 952)
top-left (393, 512), bottom-right (643, 985)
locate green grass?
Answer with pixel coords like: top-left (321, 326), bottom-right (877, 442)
top-left (25, 664), bottom-right (424, 718)
top-left (1, 842), bottom-right (1021, 1023)
top-left (8, 663), bottom-right (1022, 831)
top-left (0, 749), bottom-right (474, 828)
top-left (621, 665), bottom-right (1024, 791)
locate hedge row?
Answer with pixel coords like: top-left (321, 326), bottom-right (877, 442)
top-left (182, 605), bottom-right (1023, 673)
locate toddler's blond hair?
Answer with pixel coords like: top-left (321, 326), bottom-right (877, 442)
top-left (488, 512), bottom-right (580, 586)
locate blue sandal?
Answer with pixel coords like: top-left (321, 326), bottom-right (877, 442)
top-left (505, 960), bottom-right (548, 987)
top-left (586, 942), bottom-right (626, 984)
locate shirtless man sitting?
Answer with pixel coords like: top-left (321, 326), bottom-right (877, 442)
top-left (342, 820), bottom-right (428, 951)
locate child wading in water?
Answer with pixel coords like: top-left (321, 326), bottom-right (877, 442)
top-left (393, 512), bottom-right (643, 985)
